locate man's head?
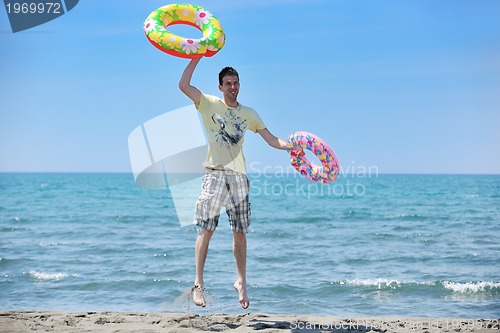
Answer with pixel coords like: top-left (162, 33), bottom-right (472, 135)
top-left (218, 66), bottom-right (240, 105)
top-left (218, 66), bottom-right (239, 86)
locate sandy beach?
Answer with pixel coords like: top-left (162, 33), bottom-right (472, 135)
top-left (1, 311), bottom-right (498, 332)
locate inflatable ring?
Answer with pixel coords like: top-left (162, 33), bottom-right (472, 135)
top-left (143, 4), bottom-right (225, 59)
top-left (286, 132), bottom-right (340, 184)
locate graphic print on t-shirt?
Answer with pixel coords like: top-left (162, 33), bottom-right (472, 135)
top-left (211, 109), bottom-right (247, 147)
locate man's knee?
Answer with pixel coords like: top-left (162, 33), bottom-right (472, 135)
top-left (199, 228), bottom-right (214, 239)
top-left (232, 230), bottom-right (246, 241)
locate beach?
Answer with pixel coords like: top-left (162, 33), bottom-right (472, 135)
top-left (1, 311), bottom-right (499, 332)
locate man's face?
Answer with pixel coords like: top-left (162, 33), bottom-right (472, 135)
top-left (219, 75), bottom-right (240, 102)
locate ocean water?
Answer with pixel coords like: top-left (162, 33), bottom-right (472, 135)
top-left (1, 172), bottom-right (499, 318)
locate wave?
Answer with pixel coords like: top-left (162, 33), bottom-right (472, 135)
top-left (342, 278), bottom-right (420, 288)
top-left (0, 257), bottom-right (15, 267)
top-left (442, 281), bottom-right (500, 294)
top-left (27, 271), bottom-right (80, 281)
top-left (330, 278), bottom-right (500, 294)
top-left (382, 213), bottom-right (429, 221)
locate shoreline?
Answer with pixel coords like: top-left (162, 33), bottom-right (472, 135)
top-left (1, 311), bottom-right (498, 332)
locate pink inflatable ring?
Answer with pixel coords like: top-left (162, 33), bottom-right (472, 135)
top-left (286, 131), bottom-right (340, 183)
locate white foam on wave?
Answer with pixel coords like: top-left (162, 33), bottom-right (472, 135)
top-left (28, 271), bottom-right (79, 281)
top-left (339, 279), bottom-right (500, 293)
top-left (442, 281), bottom-right (500, 293)
top-left (343, 278), bottom-right (412, 289)
top-left (39, 242), bottom-right (60, 247)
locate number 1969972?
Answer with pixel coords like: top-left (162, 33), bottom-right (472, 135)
top-left (5, 2), bottom-right (61, 14)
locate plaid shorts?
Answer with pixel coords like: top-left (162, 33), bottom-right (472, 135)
top-left (194, 168), bottom-right (251, 234)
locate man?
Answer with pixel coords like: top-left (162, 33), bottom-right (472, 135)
top-left (179, 57), bottom-right (287, 309)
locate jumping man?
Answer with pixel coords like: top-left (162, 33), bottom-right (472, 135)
top-left (179, 58), bottom-right (288, 309)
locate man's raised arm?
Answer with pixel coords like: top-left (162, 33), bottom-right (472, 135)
top-left (179, 58), bottom-right (202, 105)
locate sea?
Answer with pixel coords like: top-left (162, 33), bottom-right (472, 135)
top-left (1, 172), bottom-right (499, 318)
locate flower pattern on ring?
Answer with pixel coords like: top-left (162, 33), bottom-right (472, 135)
top-left (159, 12), bottom-right (170, 27)
top-left (194, 10), bottom-right (213, 27)
top-left (148, 30), bottom-right (163, 44)
top-left (144, 19), bottom-right (157, 33)
top-left (181, 39), bottom-right (201, 54)
top-left (181, 9), bottom-right (195, 21)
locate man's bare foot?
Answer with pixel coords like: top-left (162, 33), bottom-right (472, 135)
top-left (234, 280), bottom-right (249, 309)
top-left (192, 284), bottom-right (206, 307)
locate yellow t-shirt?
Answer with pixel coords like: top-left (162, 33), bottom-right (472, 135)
top-left (196, 93), bottom-right (266, 174)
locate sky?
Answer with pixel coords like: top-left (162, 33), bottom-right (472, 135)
top-left (1, 0), bottom-right (499, 174)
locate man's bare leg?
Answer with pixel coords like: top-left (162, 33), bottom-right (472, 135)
top-left (194, 228), bottom-right (213, 307)
top-left (232, 230), bottom-right (249, 309)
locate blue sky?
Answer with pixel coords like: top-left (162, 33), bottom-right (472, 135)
top-left (1, 0), bottom-right (499, 174)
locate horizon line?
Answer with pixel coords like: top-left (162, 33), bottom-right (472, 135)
top-left (0, 171), bottom-right (499, 176)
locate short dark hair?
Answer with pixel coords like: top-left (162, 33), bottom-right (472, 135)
top-left (218, 67), bottom-right (239, 86)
